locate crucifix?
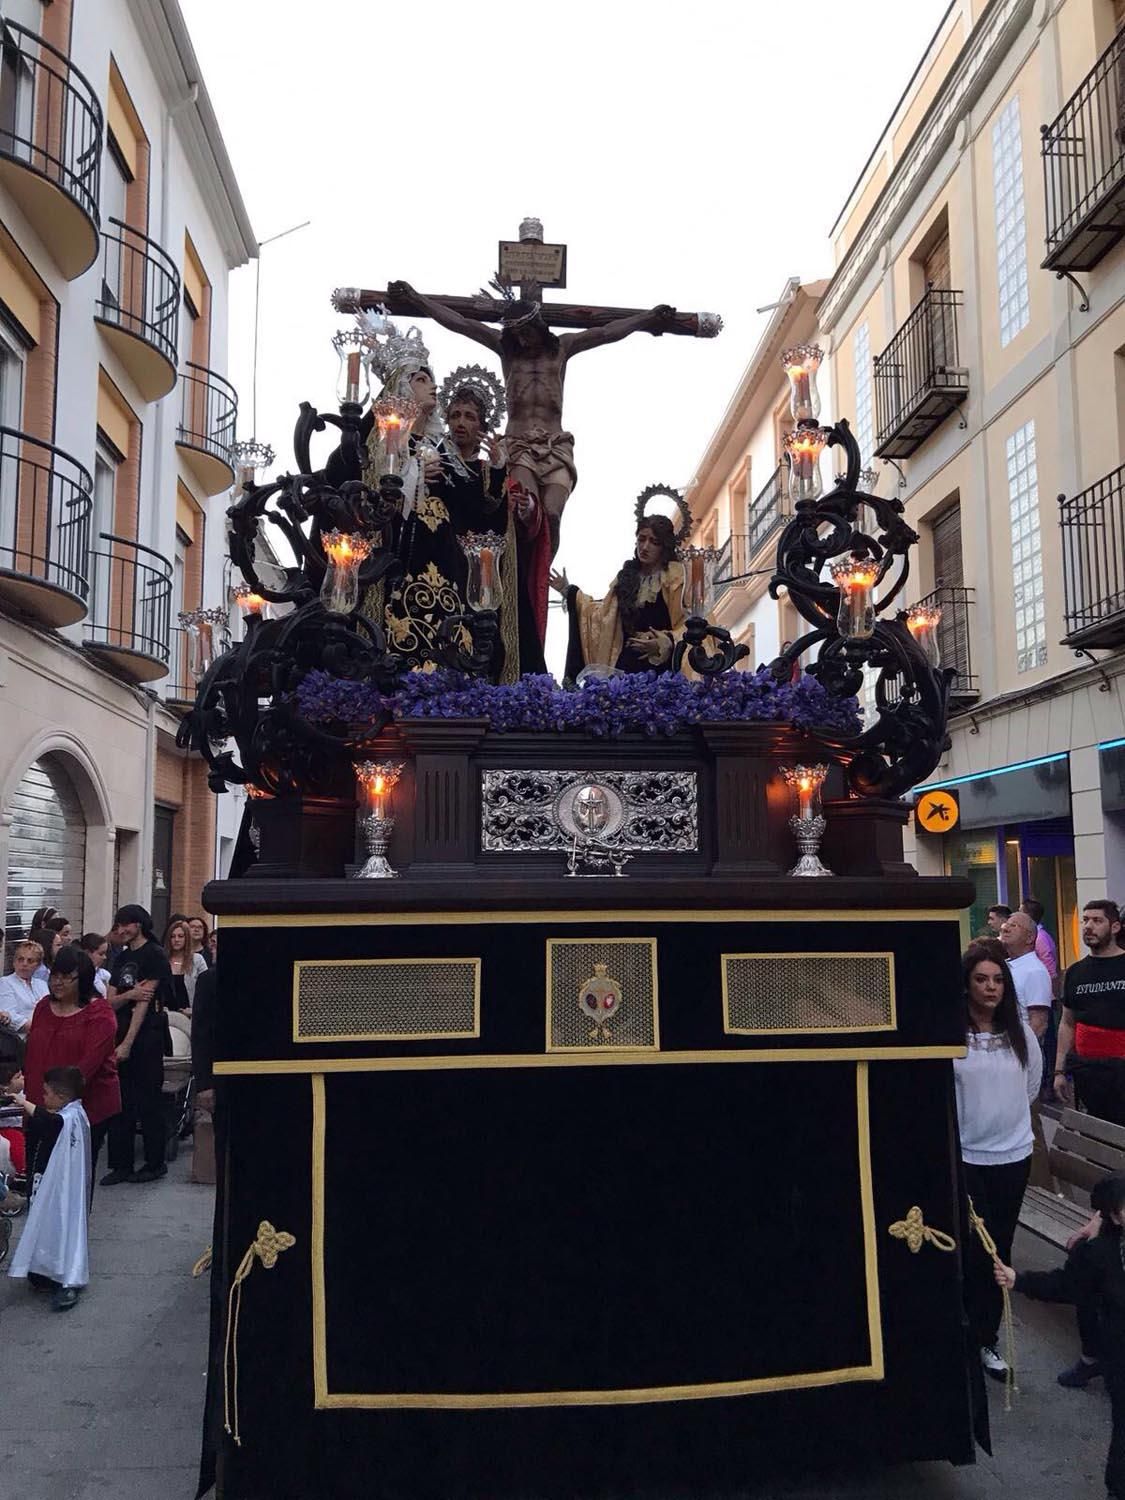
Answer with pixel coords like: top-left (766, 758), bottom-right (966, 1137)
top-left (331, 218), bottom-right (722, 554)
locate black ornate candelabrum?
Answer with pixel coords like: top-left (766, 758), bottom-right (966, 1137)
top-left (767, 343), bottom-right (953, 800)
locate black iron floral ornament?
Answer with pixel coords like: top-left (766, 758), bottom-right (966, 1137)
top-left (767, 418), bottom-right (953, 799)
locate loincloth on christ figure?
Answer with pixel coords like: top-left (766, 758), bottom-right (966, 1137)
top-left (504, 427), bottom-right (578, 494)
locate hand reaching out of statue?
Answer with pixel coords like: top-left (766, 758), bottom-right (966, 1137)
top-left (422, 453), bottom-right (443, 484)
top-left (485, 432), bottom-right (504, 466)
top-left (548, 568), bottom-right (570, 596)
top-left (650, 304), bottom-right (677, 331)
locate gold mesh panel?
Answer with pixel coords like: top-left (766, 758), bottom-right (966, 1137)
top-left (294, 958), bottom-right (481, 1042)
top-left (546, 938), bottom-right (659, 1052)
top-left (722, 953), bottom-right (895, 1035)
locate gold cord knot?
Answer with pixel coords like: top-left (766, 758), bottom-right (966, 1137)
top-left (224, 1220), bottom-right (297, 1445)
top-left (887, 1205), bottom-right (957, 1255)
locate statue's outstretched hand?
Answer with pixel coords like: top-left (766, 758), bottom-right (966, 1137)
top-left (650, 304), bottom-right (677, 330)
top-left (388, 279), bottom-right (419, 308)
top-left (548, 568), bottom-right (570, 596)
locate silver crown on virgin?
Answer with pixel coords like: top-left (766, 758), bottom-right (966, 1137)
top-left (439, 364), bottom-right (507, 432)
top-left (354, 307), bottom-right (431, 384)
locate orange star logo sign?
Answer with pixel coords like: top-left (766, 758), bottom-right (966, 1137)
top-left (916, 789), bottom-right (959, 835)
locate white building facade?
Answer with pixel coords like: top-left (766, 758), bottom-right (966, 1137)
top-left (0, 0), bottom-right (255, 949)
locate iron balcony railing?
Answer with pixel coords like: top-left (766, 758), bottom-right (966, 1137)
top-left (84, 532), bottom-right (173, 666)
top-left (1059, 462), bottom-right (1125, 647)
top-left (177, 361), bottom-right (238, 467)
top-left (166, 624), bottom-right (199, 705)
top-left (873, 287), bottom-right (969, 459)
top-left (711, 534), bottom-right (749, 609)
top-left (0, 19), bottom-right (101, 226)
top-left (0, 426), bottom-right (92, 603)
top-left (1041, 26), bottom-right (1125, 270)
top-left (96, 218), bottom-right (181, 370)
top-left (885, 584), bottom-right (979, 710)
top-left (747, 463), bottom-right (788, 557)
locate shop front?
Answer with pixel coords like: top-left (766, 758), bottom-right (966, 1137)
top-left (917, 755), bottom-right (1078, 959)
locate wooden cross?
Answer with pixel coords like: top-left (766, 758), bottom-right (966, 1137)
top-left (331, 219), bottom-right (721, 340)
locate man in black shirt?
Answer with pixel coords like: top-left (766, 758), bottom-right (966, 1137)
top-left (1056, 900), bottom-right (1125, 1126)
top-left (102, 904), bottom-right (173, 1185)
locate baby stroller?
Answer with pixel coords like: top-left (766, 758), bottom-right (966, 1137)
top-left (163, 1011), bottom-right (194, 1162)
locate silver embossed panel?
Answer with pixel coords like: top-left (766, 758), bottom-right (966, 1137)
top-left (293, 958), bottom-right (481, 1042)
top-left (480, 770), bottom-right (698, 853)
top-left (722, 953), bottom-right (896, 1035)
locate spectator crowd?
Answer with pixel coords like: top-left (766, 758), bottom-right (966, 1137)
top-left (0, 902), bottom-right (216, 1311)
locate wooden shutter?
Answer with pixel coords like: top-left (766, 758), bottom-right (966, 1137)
top-left (931, 502), bottom-right (968, 679)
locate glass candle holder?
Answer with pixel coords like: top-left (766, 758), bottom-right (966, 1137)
top-left (332, 329), bottom-right (371, 408)
top-left (320, 531), bottom-right (373, 615)
top-left (459, 531), bottom-right (506, 612)
top-left (372, 392), bottom-right (420, 476)
top-left (779, 762), bottom-right (832, 877)
top-left (354, 760), bottom-right (405, 879)
top-left (781, 344), bottom-right (823, 423)
top-left (830, 555), bottom-right (880, 640)
top-left (784, 426), bottom-right (830, 504)
top-left (905, 602), bottom-right (943, 667)
top-left (179, 607), bottom-right (227, 680)
top-left (680, 545), bottom-right (718, 616)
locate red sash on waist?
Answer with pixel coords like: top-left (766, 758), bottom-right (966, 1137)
top-left (1075, 1021), bottom-right (1125, 1060)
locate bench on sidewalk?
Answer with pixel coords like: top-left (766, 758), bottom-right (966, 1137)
top-left (1019, 1107), bottom-right (1125, 1250)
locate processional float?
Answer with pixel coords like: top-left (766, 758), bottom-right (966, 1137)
top-left (183, 261), bottom-right (984, 1499)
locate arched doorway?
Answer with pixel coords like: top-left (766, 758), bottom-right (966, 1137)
top-left (3, 754), bottom-right (87, 952)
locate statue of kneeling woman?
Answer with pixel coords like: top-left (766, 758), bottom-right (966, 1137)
top-left (551, 514), bottom-right (686, 680)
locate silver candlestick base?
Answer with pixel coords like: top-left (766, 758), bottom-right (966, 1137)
top-left (356, 813), bottom-right (398, 878)
top-left (788, 813), bottom-right (832, 877)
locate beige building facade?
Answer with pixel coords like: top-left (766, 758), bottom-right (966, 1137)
top-left (819, 0), bottom-right (1125, 954)
top-left (0, 0), bottom-right (255, 952)
top-left (686, 279), bottom-right (830, 666)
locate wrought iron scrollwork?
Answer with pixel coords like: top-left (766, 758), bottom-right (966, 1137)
top-left (767, 419), bottom-right (953, 799)
top-left (179, 401), bottom-right (412, 797)
top-left (672, 615), bottom-right (751, 677)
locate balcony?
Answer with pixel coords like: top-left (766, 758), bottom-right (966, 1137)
top-left (873, 288), bottom-right (968, 460)
top-left (176, 362), bottom-right (237, 495)
top-left (747, 463), bottom-right (789, 558)
top-left (886, 585), bottom-right (979, 711)
top-left (83, 533), bottom-right (172, 682)
top-left (1059, 462), bottom-right (1125, 649)
top-left (709, 533), bottom-right (749, 612)
top-left (0, 20), bottom-right (101, 279)
top-left (0, 426), bottom-right (91, 626)
top-left (95, 220), bottom-right (180, 401)
top-left (1041, 27), bottom-right (1125, 271)
top-left (164, 625), bottom-right (198, 710)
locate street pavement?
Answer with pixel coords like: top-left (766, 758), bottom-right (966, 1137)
top-left (0, 1159), bottom-right (1114, 1499)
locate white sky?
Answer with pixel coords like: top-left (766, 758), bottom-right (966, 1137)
top-left (181, 0), bottom-right (949, 670)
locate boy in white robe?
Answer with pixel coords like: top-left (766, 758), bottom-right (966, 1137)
top-left (7, 1065), bottom-right (90, 1311)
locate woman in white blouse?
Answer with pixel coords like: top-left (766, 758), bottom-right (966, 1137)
top-left (955, 939), bottom-right (1041, 1384)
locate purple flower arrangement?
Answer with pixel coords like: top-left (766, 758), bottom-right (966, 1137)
top-left (297, 667), bottom-right (860, 739)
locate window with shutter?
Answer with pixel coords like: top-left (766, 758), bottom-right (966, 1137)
top-left (930, 502), bottom-right (970, 680)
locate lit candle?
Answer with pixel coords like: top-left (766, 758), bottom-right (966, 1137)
top-left (780, 763), bottom-right (828, 823)
top-left (231, 583), bottom-right (266, 617)
top-left (784, 426), bottom-right (830, 504)
top-left (905, 602), bottom-right (943, 668)
top-left (830, 556), bottom-right (880, 640)
top-left (320, 530), bottom-right (374, 615)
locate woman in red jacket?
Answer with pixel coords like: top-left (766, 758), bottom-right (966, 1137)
top-left (24, 948), bottom-right (120, 1186)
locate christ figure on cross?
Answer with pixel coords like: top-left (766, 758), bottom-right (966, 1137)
top-left (386, 280), bottom-right (678, 554)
